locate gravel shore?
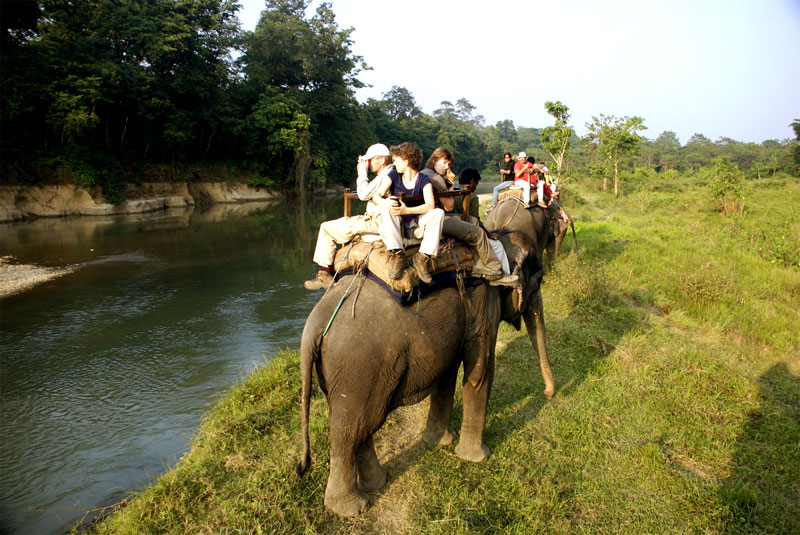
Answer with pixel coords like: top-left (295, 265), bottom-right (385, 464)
top-left (0, 256), bottom-right (76, 298)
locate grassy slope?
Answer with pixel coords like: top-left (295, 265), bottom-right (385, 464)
top-left (87, 176), bottom-right (800, 535)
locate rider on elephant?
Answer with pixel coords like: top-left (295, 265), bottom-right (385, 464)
top-left (374, 142), bottom-right (445, 283)
top-left (304, 143), bottom-right (403, 290)
top-left (421, 147), bottom-right (517, 286)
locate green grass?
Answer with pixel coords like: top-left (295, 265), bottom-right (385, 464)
top-left (84, 176), bottom-right (800, 534)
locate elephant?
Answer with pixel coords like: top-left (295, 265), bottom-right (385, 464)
top-left (296, 230), bottom-right (555, 517)
top-left (487, 198), bottom-right (576, 261)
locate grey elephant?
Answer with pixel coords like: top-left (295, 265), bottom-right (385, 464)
top-left (487, 198), bottom-right (576, 262)
top-left (297, 231), bottom-right (555, 517)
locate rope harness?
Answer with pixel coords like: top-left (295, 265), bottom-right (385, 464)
top-left (321, 239), bottom-right (377, 337)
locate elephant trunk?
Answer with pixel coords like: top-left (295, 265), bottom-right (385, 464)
top-left (569, 220), bottom-right (578, 252)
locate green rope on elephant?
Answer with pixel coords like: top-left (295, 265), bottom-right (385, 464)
top-left (322, 293), bottom-right (347, 337)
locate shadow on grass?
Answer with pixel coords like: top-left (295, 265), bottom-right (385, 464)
top-left (487, 275), bottom-right (645, 454)
top-left (718, 362), bottom-right (800, 534)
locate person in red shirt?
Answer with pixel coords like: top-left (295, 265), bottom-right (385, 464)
top-left (513, 152), bottom-right (534, 204)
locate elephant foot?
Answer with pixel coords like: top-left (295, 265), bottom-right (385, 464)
top-left (324, 488), bottom-right (370, 517)
top-left (422, 426), bottom-right (458, 446)
top-left (357, 464), bottom-right (387, 492)
top-left (455, 441), bottom-right (491, 463)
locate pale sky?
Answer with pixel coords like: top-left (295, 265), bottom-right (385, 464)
top-left (237, 0), bottom-right (800, 145)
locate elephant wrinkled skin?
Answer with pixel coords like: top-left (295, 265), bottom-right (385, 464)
top-left (297, 231), bottom-right (554, 517)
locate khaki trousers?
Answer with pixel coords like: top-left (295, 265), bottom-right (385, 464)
top-left (312, 209), bottom-right (402, 268)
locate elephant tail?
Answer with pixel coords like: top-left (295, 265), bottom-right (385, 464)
top-left (296, 331), bottom-right (319, 477)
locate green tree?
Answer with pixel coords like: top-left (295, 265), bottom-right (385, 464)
top-left (586, 114), bottom-right (646, 196)
top-left (240, 0), bottom-right (367, 189)
top-left (651, 131), bottom-right (682, 171)
top-left (378, 86), bottom-right (421, 121)
top-left (495, 119), bottom-right (518, 147)
top-left (539, 100), bottom-right (574, 177)
top-left (517, 127), bottom-right (545, 159)
top-left (684, 133), bottom-right (714, 171)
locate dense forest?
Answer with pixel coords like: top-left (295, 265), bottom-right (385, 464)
top-left (2, 0), bottom-right (798, 202)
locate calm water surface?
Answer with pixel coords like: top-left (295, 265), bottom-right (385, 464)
top-left (0, 197), bottom-right (346, 534)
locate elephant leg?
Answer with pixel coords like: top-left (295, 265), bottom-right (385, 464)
top-left (524, 292), bottom-right (556, 399)
top-left (324, 408), bottom-right (370, 516)
top-left (455, 349), bottom-right (494, 463)
top-left (325, 455), bottom-right (369, 516)
top-left (422, 370), bottom-right (458, 445)
top-left (356, 435), bottom-right (387, 492)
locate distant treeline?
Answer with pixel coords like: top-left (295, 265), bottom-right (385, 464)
top-left (2, 0), bottom-right (798, 200)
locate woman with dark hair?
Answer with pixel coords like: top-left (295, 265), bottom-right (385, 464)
top-left (375, 142), bottom-right (444, 283)
top-left (421, 148), bottom-right (516, 286)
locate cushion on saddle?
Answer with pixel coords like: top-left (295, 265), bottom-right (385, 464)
top-left (497, 185), bottom-right (552, 204)
top-left (497, 186), bottom-right (525, 203)
top-left (490, 191), bottom-right (557, 221)
top-left (332, 239), bottom-right (476, 293)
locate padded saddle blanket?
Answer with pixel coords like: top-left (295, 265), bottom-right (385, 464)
top-left (497, 186), bottom-right (526, 203)
top-left (332, 239), bottom-right (477, 294)
top-left (493, 189), bottom-right (557, 220)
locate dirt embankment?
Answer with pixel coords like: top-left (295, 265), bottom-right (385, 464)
top-left (0, 182), bottom-right (284, 223)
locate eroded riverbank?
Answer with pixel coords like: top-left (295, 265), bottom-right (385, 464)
top-left (0, 182), bottom-right (286, 222)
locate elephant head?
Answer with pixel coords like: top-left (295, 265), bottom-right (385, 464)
top-left (485, 199), bottom-right (556, 400)
top-left (494, 229), bottom-right (544, 326)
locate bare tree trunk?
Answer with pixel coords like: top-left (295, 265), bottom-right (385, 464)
top-left (614, 159), bottom-right (619, 197)
top-left (120, 114), bottom-right (128, 147)
top-left (205, 129), bottom-right (215, 155)
top-left (294, 131), bottom-right (312, 200)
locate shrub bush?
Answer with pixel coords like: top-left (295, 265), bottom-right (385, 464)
top-left (709, 156), bottom-right (746, 215)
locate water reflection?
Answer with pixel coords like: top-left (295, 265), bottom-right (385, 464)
top-left (0, 197), bottom-right (346, 535)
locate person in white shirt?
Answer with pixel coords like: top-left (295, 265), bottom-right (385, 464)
top-left (304, 143), bottom-right (403, 290)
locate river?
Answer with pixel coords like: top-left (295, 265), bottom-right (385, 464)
top-left (0, 197), bottom-right (347, 535)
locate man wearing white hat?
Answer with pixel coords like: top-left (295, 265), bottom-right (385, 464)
top-left (304, 143), bottom-right (403, 290)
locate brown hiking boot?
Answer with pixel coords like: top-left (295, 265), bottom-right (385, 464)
top-left (303, 270), bottom-right (333, 290)
top-left (412, 252), bottom-right (433, 284)
top-left (489, 273), bottom-right (519, 287)
top-left (388, 250), bottom-right (406, 280)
